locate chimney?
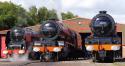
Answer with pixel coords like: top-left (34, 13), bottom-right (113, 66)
top-left (78, 22), bottom-right (81, 25)
top-left (99, 10), bottom-right (107, 14)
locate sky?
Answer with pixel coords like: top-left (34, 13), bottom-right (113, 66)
top-left (1, 0), bottom-right (125, 24)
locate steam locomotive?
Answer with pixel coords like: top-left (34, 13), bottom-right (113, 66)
top-left (3, 26), bottom-right (32, 58)
top-left (30, 19), bottom-right (83, 61)
top-left (85, 11), bottom-right (121, 62)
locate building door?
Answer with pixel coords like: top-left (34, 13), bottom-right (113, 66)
top-left (79, 33), bottom-right (91, 45)
top-left (1, 35), bottom-right (6, 58)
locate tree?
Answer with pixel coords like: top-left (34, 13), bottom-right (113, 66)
top-left (0, 2), bottom-right (18, 29)
top-left (16, 16), bottom-right (28, 27)
top-left (27, 6), bottom-right (38, 25)
top-left (0, 2), bottom-right (27, 30)
top-left (0, 2), bottom-right (77, 30)
top-left (62, 12), bottom-right (76, 20)
top-left (37, 7), bottom-right (49, 23)
top-left (48, 9), bottom-right (58, 20)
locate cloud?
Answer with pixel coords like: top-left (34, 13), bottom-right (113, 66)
top-left (61, 0), bottom-right (78, 9)
top-left (79, 0), bottom-right (96, 8)
top-left (0, 0), bottom-right (10, 2)
top-left (62, 0), bottom-right (125, 24)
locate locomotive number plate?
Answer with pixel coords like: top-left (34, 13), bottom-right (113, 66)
top-left (98, 50), bottom-right (106, 57)
top-left (58, 41), bottom-right (64, 46)
top-left (34, 42), bottom-right (41, 45)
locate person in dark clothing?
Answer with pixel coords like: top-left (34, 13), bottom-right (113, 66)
top-left (5, 31), bottom-right (11, 48)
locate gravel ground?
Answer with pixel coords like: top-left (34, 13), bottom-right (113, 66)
top-left (0, 59), bottom-right (125, 66)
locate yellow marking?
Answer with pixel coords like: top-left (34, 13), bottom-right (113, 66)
top-left (33, 46), bottom-right (63, 52)
top-left (85, 44), bottom-right (121, 51)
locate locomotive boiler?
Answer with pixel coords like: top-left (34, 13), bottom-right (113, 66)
top-left (31, 19), bottom-right (83, 61)
top-left (4, 26), bottom-right (27, 58)
top-left (85, 11), bottom-right (121, 62)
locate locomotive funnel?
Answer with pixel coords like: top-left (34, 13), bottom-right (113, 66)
top-left (99, 11), bottom-right (107, 14)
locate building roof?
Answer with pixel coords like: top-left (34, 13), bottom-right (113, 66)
top-left (63, 17), bottom-right (125, 33)
top-left (63, 17), bottom-right (91, 33)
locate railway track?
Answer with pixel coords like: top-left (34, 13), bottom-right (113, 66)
top-left (0, 59), bottom-right (125, 66)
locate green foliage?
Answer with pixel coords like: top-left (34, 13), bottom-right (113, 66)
top-left (27, 6), bottom-right (38, 25)
top-left (48, 9), bottom-right (58, 20)
top-left (0, 2), bottom-right (27, 30)
top-left (16, 17), bottom-right (28, 27)
top-left (0, 2), bottom-right (76, 30)
top-left (37, 7), bottom-right (49, 23)
top-left (62, 12), bottom-right (76, 20)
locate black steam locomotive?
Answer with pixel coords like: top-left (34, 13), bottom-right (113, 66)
top-left (85, 11), bottom-right (121, 62)
top-left (4, 26), bottom-right (26, 57)
top-left (31, 19), bottom-right (83, 61)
